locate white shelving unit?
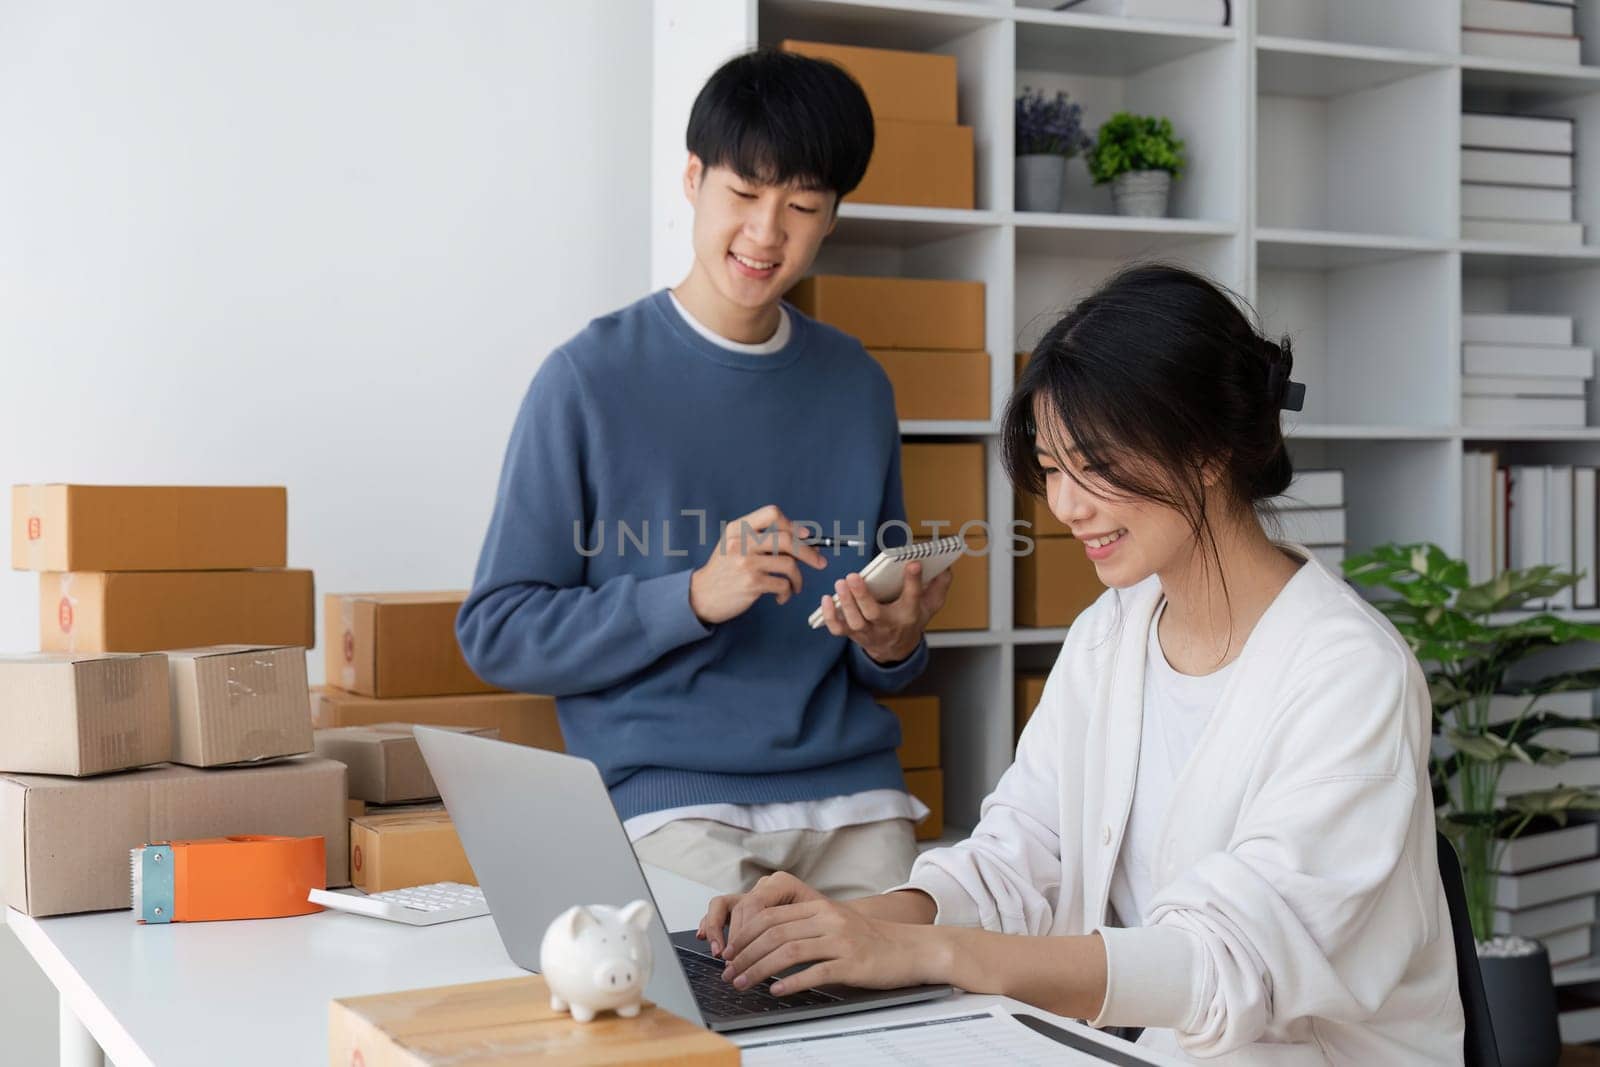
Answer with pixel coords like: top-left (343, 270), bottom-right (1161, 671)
top-left (650, 0), bottom-right (1600, 868)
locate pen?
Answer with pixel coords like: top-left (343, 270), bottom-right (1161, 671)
top-left (800, 536), bottom-right (865, 548)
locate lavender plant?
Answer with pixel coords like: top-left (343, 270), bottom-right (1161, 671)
top-left (1016, 88), bottom-right (1092, 158)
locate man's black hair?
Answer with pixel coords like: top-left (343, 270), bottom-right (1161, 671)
top-left (686, 48), bottom-right (874, 199)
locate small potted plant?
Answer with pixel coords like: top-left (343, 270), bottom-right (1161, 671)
top-left (1014, 87), bottom-right (1091, 214)
top-left (1086, 111), bottom-right (1186, 218)
top-left (1345, 543), bottom-right (1600, 1067)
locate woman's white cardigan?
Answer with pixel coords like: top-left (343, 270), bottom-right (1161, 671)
top-left (899, 551), bottom-right (1465, 1064)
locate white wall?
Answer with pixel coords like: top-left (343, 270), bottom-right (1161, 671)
top-left (0, 2), bottom-right (653, 1059)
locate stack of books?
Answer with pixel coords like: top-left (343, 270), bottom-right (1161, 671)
top-left (1462, 0), bottom-right (1582, 66)
top-left (1462, 312), bottom-right (1593, 428)
top-left (1493, 816), bottom-right (1600, 973)
top-left (1462, 113), bottom-right (1583, 246)
top-left (1465, 452), bottom-right (1600, 608)
top-left (1266, 469), bottom-right (1345, 570)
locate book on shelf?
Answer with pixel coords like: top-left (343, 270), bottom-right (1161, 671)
top-left (1464, 395), bottom-right (1587, 426)
top-left (1501, 821), bottom-right (1600, 875)
top-left (1464, 0), bottom-right (1577, 36)
top-left (1552, 463), bottom-right (1576, 609)
top-left (1051, 0), bottom-right (1229, 23)
top-left (1462, 28), bottom-right (1583, 66)
top-left (1462, 343), bottom-right (1593, 379)
top-left (1275, 469), bottom-right (1343, 510)
top-left (1462, 217), bottom-right (1586, 245)
top-left (1487, 689), bottom-right (1595, 725)
top-left (1497, 893), bottom-right (1597, 939)
top-left (1463, 113), bottom-right (1575, 154)
top-left (1559, 984), bottom-right (1600, 1043)
top-left (1461, 181), bottom-right (1575, 222)
top-left (1463, 312), bottom-right (1576, 347)
top-left (1580, 468), bottom-right (1598, 607)
top-left (1463, 374), bottom-right (1587, 397)
top-left (1548, 924), bottom-right (1594, 966)
top-left (1462, 148), bottom-right (1575, 189)
top-left (1511, 465), bottom-right (1550, 575)
top-left (1465, 451), bottom-right (1499, 582)
top-left (1498, 856), bottom-right (1600, 909)
top-left (1497, 755), bottom-right (1600, 798)
top-left (1496, 465), bottom-right (1509, 575)
top-left (1272, 507), bottom-right (1344, 547)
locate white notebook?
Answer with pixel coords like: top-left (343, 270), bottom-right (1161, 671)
top-left (807, 535), bottom-right (968, 629)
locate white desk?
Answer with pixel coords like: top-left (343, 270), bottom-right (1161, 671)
top-left (8, 865), bottom-right (1174, 1066)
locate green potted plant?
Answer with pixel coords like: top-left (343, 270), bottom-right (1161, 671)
top-left (1086, 111), bottom-right (1186, 218)
top-left (1014, 87), bottom-right (1092, 213)
top-left (1344, 543), bottom-right (1600, 1066)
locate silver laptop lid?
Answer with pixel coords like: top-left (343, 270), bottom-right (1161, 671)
top-left (412, 725), bottom-right (704, 1026)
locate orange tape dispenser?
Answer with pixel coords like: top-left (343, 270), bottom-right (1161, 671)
top-left (130, 835), bottom-right (327, 923)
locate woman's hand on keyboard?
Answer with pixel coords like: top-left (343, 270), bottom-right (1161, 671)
top-left (696, 870), bottom-right (825, 960)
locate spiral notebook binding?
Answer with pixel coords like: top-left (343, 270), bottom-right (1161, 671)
top-left (883, 534), bottom-right (967, 562)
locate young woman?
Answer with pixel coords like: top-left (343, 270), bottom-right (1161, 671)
top-left (695, 265), bottom-right (1465, 1063)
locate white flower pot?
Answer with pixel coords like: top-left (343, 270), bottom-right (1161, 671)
top-left (1111, 169), bottom-right (1172, 217)
top-left (1016, 154), bottom-right (1067, 213)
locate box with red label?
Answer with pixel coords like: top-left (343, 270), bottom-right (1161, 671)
top-left (325, 592), bottom-right (497, 698)
top-left (11, 484), bottom-right (286, 572)
top-left (40, 570), bottom-right (315, 654)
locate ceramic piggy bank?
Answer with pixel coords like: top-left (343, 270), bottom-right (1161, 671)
top-left (539, 899), bottom-right (655, 1022)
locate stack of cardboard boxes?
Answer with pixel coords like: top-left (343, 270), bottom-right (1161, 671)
top-left (879, 695), bottom-right (943, 841)
top-left (1011, 355), bottom-right (1107, 629)
top-left (312, 592), bottom-right (564, 892)
top-left (788, 274), bottom-right (990, 424)
top-left (780, 39), bottom-right (973, 211)
top-left (14, 484), bottom-right (316, 653)
top-left (3, 485), bottom-right (345, 917)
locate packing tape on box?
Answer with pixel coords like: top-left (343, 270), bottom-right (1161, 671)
top-left (24, 483), bottom-right (45, 571)
top-left (340, 597), bottom-right (356, 690)
top-left (131, 834), bottom-right (326, 923)
top-left (57, 571), bottom-right (78, 653)
top-left (225, 651), bottom-right (281, 702)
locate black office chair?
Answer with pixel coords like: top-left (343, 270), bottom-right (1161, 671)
top-left (1438, 831), bottom-right (1503, 1067)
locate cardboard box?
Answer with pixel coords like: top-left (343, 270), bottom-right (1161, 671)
top-left (928, 537), bottom-right (988, 632)
top-left (11, 484), bottom-right (287, 572)
top-left (165, 645), bottom-right (313, 767)
top-left (879, 695), bottom-right (939, 769)
top-left (314, 723), bottom-right (496, 804)
top-left (1016, 536), bottom-right (1106, 628)
top-left (40, 569), bottom-right (315, 654)
top-left (0, 755), bottom-right (349, 916)
top-left (854, 120), bottom-right (975, 210)
top-left (0, 652), bottom-right (171, 776)
top-left (869, 349), bottom-right (990, 421)
top-left (347, 797), bottom-right (368, 820)
top-left (311, 688), bottom-right (565, 752)
top-left (1016, 490), bottom-right (1070, 537)
top-left (787, 275), bottom-right (984, 351)
top-left (350, 809), bottom-right (474, 892)
top-left (326, 592), bottom-right (496, 698)
top-left (780, 40), bottom-right (957, 124)
top-left (1017, 673), bottom-right (1048, 737)
top-left (905, 767), bottom-right (944, 841)
top-left (902, 442), bottom-right (986, 536)
top-left (329, 974), bottom-right (739, 1067)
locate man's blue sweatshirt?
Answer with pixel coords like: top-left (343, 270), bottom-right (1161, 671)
top-left (457, 289), bottom-right (928, 822)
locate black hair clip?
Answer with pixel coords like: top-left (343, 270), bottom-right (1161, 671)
top-left (1281, 379), bottom-right (1306, 412)
top-left (1266, 360), bottom-right (1306, 412)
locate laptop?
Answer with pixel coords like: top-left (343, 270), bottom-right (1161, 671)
top-left (413, 725), bottom-right (953, 1032)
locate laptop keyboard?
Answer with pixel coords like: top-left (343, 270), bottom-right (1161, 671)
top-left (675, 944), bottom-right (843, 1017)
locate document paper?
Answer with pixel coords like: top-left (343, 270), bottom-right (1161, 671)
top-left (738, 1008), bottom-right (1138, 1065)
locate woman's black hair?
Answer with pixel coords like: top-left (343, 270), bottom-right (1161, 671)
top-left (685, 49), bottom-right (875, 199)
top-left (1001, 264), bottom-right (1298, 625)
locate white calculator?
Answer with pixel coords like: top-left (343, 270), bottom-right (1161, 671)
top-left (307, 882), bottom-right (490, 926)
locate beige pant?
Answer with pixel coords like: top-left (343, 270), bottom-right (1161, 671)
top-left (631, 818), bottom-right (919, 900)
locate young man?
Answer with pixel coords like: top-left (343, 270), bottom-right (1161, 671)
top-left (457, 49), bottom-right (952, 897)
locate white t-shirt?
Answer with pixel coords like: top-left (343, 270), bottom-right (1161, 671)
top-left (622, 293), bottom-right (927, 843)
top-left (1108, 602), bottom-right (1237, 927)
